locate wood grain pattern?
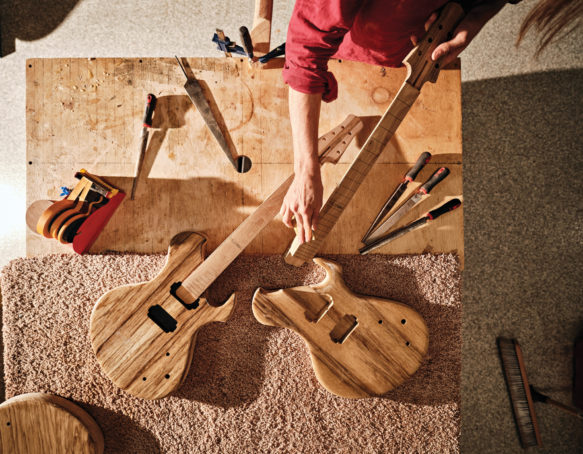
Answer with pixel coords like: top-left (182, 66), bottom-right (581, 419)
top-left (285, 84), bottom-right (420, 266)
top-left (26, 57), bottom-right (462, 259)
top-left (181, 116), bottom-right (362, 298)
top-left (90, 118), bottom-right (361, 399)
top-left (26, 200), bottom-right (53, 233)
top-left (284, 2), bottom-right (466, 267)
top-left (0, 393), bottom-right (104, 454)
top-left (252, 258), bottom-right (429, 398)
top-left (90, 231), bottom-right (235, 400)
top-left (250, 0), bottom-right (273, 56)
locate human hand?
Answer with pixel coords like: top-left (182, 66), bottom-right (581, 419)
top-left (411, 1), bottom-right (506, 67)
top-left (280, 167), bottom-right (323, 244)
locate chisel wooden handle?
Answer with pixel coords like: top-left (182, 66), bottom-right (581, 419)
top-left (239, 26), bottom-right (254, 59)
top-left (131, 94), bottom-right (157, 200)
top-left (143, 94), bottom-right (157, 128)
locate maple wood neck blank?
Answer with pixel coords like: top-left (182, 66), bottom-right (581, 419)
top-left (180, 115), bottom-right (363, 299)
top-left (284, 2), bottom-right (465, 266)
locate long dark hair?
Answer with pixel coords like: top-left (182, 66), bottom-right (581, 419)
top-left (517, 0), bottom-right (583, 56)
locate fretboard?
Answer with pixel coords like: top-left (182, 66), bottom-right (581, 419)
top-left (181, 175), bottom-right (292, 297)
top-left (285, 81), bottom-right (420, 265)
top-left (180, 115), bottom-right (363, 299)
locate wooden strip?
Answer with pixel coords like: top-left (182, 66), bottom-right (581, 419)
top-left (181, 116), bottom-right (362, 296)
top-left (281, 5), bottom-right (465, 266)
top-left (250, 0), bottom-right (273, 56)
top-left (285, 83), bottom-right (421, 266)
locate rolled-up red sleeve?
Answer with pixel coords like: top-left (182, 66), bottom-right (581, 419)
top-left (282, 0), bottom-right (361, 103)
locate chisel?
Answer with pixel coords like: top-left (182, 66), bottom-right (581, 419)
top-left (239, 26), bottom-right (254, 62)
top-left (130, 93), bottom-right (157, 200)
top-left (175, 56), bottom-right (239, 171)
top-left (359, 198), bottom-right (462, 254)
top-left (362, 151), bottom-right (431, 243)
top-left (366, 166), bottom-right (450, 243)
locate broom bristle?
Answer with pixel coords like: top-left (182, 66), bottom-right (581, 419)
top-left (497, 337), bottom-right (543, 448)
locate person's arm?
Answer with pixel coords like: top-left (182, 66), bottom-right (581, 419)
top-left (282, 0), bottom-right (361, 102)
top-left (280, 0), bottom-right (361, 243)
top-left (279, 89), bottom-right (322, 244)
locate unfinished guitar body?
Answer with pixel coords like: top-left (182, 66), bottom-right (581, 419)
top-left (90, 116), bottom-right (361, 399)
top-left (89, 232), bottom-right (234, 400)
top-left (252, 258), bottom-right (429, 398)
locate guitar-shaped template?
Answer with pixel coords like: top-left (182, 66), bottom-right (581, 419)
top-left (284, 2), bottom-right (465, 266)
top-left (89, 115), bottom-right (363, 399)
top-left (252, 258), bottom-right (429, 398)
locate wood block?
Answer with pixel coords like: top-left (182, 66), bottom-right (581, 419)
top-left (0, 393), bottom-right (104, 454)
top-left (26, 58), bottom-right (462, 262)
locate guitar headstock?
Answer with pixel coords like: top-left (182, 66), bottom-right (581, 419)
top-left (403, 2), bottom-right (465, 89)
top-left (318, 114), bottom-right (364, 165)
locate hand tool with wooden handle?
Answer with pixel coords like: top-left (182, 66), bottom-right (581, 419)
top-left (284, 2), bottom-right (465, 266)
top-left (212, 29), bottom-right (246, 57)
top-left (361, 151), bottom-right (431, 243)
top-left (130, 93), bottom-right (157, 200)
top-left (359, 198), bottom-right (461, 254)
top-left (89, 116), bottom-right (362, 399)
top-left (175, 56), bottom-right (242, 172)
top-left (252, 258), bottom-right (428, 398)
top-left (239, 26), bottom-right (254, 62)
top-left (365, 166), bottom-right (450, 243)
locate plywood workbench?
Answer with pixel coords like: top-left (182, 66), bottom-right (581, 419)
top-left (26, 57), bottom-right (463, 263)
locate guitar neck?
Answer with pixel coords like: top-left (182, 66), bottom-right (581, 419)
top-left (180, 115), bottom-right (363, 298)
top-left (181, 175), bottom-right (292, 297)
top-left (285, 82), bottom-right (420, 264)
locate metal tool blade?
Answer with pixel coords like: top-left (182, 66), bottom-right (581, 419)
top-left (366, 192), bottom-right (423, 243)
top-left (130, 128), bottom-right (150, 200)
top-left (360, 217), bottom-right (428, 255)
top-left (175, 57), bottom-right (237, 169)
top-left (183, 79), bottom-right (238, 169)
top-left (362, 181), bottom-right (408, 243)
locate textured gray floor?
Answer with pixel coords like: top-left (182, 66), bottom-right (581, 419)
top-left (463, 70), bottom-right (583, 453)
top-left (0, 0), bottom-right (582, 452)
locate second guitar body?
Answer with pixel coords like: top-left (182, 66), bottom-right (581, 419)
top-left (252, 258), bottom-right (429, 398)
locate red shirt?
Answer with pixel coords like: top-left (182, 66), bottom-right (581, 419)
top-left (282, 0), bottom-right (448, 102)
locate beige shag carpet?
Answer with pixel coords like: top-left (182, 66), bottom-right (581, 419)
top-left (1, 253), bottom-right (461, 453)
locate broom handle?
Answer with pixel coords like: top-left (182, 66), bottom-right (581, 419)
top-left (545, 398), bottom-right (583, 419)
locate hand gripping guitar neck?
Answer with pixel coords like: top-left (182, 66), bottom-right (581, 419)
top-left (284, 2), bottom-right (465, 266)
